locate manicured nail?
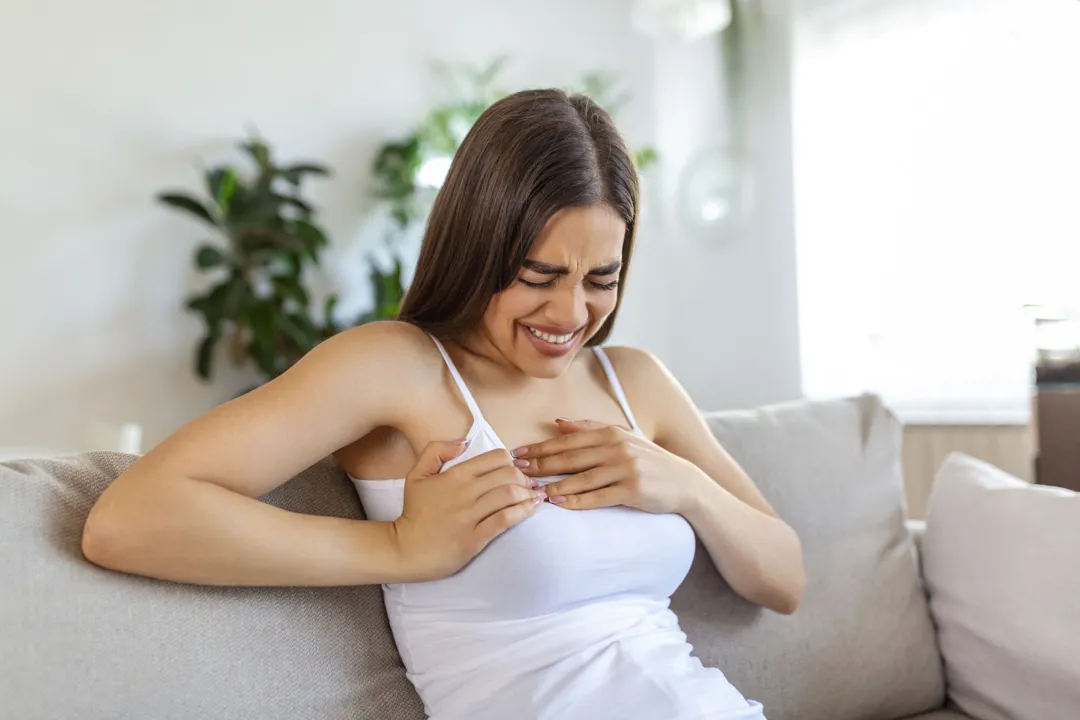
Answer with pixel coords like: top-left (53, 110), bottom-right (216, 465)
top-left (548, 495), bottom-right (566, 504)
top-left (531, 494), bottom-right (545, 506)
top-left (453, 439), bottom-right (468, 445)
top-left (556, 417), bottom-right (572, 423)
top-left (534, 488), bottom-right (547, 500)
top-left (529, 478), bottom-right (539, 489)
top-left (513, 458), bottom-right (529, 468)
top-left (512, 447), bottom-right (528, 458)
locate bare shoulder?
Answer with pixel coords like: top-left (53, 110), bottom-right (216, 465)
top-left (328, 320), bottom-right (443, 376)
top-left (598, 345), bottom-right (675, 388)
top-left (598, 346), bottom-right (684, 439)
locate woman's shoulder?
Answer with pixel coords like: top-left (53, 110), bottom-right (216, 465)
top-left (596, 345), bottom-right (671, 386)
top-left (597, 346), bottom-right (693, 441)
top-left (318, 320), bottom-right (447, 386)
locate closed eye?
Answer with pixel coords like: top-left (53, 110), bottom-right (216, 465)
top-left (518, 278), bottom-right (619, 291)
top-left (589, 279), bottom-right (619, 291)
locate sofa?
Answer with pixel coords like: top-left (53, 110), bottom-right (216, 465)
top-left (1, 394), bottom-right (970, 719)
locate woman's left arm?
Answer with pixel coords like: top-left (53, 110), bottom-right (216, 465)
top-left (518, 348), bottom-right (805, 614)
top-left (635, 351), bottom-right (805, 615)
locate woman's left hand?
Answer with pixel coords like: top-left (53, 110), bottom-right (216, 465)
top-left (512, 419), bottom-right (700, 514)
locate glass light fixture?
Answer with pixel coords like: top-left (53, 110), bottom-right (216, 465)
top-left (678, 142), bottom-right (752, 239)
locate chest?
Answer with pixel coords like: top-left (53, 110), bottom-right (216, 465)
top-left (395, 498), bottom-right (696, 621)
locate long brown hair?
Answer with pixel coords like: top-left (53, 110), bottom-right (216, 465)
top-left (397, 88), bottom-right (640, 346)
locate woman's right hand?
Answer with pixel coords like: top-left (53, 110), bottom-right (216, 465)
top-left (392, 441), bottom-right (546, 582)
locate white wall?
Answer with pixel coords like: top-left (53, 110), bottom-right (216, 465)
top-left (0, 0), bottom-right (799, 452)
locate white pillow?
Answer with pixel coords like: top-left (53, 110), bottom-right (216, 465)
top-left (923, 452), bottom-right (1080, 720)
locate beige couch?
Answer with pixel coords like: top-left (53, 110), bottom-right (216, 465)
top-left (1, 395), bottom-right (971, 719)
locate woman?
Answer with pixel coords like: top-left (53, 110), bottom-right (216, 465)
top-left (82, 89), bottom-right (804, 719)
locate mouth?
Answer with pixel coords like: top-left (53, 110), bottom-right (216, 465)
top-left (520, 323), bottom-right (583, 357)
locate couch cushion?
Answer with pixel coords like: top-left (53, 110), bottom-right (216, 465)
top-left (672, 395), bottom-right (945, 720)
top-left (923, 453), bottom-right (1080, 720)
top-left (0, 452), bottom-right (424, 720)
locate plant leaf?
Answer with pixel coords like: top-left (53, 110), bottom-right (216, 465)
top-left (158, 193), bottom-right (217, 226)
top-left (272, 275), bottom-right (309, 308)
top-left (195, 331), bottom-right (220, 380)
top-left (279, 312), bottom-right (317, 353)
top-left (274, 193), bottom-right (313, 216)
top-left (294, 219), bottom-right (328, 260)
top-left (323, 294), bottom-right (339, 331)
top-left (195, 244), bottom-right (227, 269)
top-left (245, 301), bottom-right (279, 379)
top-left (203, 166), bottom-right (239, 215)
top-left (239, 138), bottom-right (272, 173)
top-left (279, 163), bottom-right (331, 185)
top-left (635, 147), bottom-right (659, 171)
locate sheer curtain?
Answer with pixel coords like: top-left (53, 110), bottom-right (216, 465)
top-left (792, 0), bottom-right (1080, 424)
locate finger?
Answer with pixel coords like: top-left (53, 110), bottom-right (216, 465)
top-left (513, 425), bottom-right (621, 460)
top-left (450, 447), bottom-right (517, 479)
top-left (523, 446), bottom-right (614, 476)
top-left (468, 463), bottom-right (533, 499)
top-left (545, 465), bottom-right (622, 500)
top-left (472, 481), bottom-right (546, 521)
top-left (553, 418), bottom-right (601, 433)
top-left (406, 439), bottom-right (468, 481)
top-left (473, 494), bottom-right (544, 550)
top-left (552, 486), bottom-right (624, 511)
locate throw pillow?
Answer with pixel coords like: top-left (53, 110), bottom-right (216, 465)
top-left (923, 452), bottom-right (1080, 720)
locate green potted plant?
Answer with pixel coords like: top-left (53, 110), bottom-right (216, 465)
top-left (158, 135), bottom-right (334, 382)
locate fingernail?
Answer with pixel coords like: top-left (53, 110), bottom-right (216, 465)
top-left (556, 417), bottom-right (572, 423)
top-left (549, 495), bottom-right (566, 504)
top-left (531, 495), bottom-right (545, 506)
top-left (453, 439), bottom-right (468, 445)
top-left (534, 488), bottom-right (548, 500)
top-left (529, 478), bottom-right (540, 488)
top-left (512, 447), bottom-right (528, 458)
top-left (513, 458), bottom-right (529, 468)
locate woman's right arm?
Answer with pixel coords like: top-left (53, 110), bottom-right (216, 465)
top-left (82, 322), bottom-right (445, 587)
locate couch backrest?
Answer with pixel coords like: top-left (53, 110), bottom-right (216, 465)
top-left (1, 452), bottom-right (425, 720)
top-left (2, 395), bottom-right (945, 720)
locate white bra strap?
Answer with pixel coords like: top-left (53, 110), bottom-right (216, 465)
top-left (593, 347), bottom-right (641, 433)
top-left (428, 334), bottom-right (483, 425)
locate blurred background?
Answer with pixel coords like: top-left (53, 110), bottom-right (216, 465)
top-left (3, 0), bottom-right (1079, 512)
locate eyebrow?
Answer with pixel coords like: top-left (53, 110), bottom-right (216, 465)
top-left (521, 259), bottom-right (622, 276)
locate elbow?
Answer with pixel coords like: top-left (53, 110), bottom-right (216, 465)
top-left (749, 570), bottom-right (805, 616)
top-left (82, 496), bottom-right (142, 571)
top-left (772, 542), bottom-right (807, 615)
top-left (748, 531), bottom-right (807, 615)
top-left (769, 576), bottom-right (806, 615)
top-left (81, 504), bottom-right (120, 568)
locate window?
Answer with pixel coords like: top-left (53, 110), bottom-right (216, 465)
top-left (793, 0), bottom-right (1080, 424)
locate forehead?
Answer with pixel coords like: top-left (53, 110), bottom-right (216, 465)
top-left (528, 205), bottom-right (625, 263)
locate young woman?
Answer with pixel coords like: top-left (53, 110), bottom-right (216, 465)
top-left (82, 88), bottom-right (804, 719)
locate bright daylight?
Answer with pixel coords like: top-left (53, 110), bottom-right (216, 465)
top-left (3, 1), bottom-right (1078, 719)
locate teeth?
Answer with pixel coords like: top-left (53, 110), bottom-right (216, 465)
top-left (527, 326), bottom-right (574, 344)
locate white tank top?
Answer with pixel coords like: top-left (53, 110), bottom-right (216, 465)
top-left (349, 335), bottom-right (766, 720)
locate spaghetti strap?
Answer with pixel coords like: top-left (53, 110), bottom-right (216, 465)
top-left (427, 334), bottom-right (484, 430)
top-left (592, 347), bottom-right (641, 433)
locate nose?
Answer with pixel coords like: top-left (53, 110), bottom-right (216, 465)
top-left (547, 281), bottom-right (588, 331)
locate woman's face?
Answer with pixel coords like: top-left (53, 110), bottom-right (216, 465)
top-left (478, 204), bottom-right (626, 379)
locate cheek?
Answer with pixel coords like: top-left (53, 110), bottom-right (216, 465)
top-left (485, 286), bottom-right (540, 327)
top-left (589, 291), bottom-right (619, 325)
